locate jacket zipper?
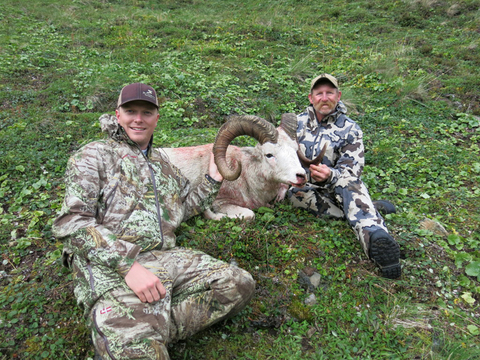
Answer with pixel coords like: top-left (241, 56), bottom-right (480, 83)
top-left (86, 260), bottom-right (95, 296)
top-left (146, 156), bottom-right (165, 250)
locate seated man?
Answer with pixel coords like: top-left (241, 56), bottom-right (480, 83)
top-left (53, 83), bottom-right (255, 359)
top-left (288, 74), bottom-right (401, 279)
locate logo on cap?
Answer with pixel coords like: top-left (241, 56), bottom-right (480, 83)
top-left (143, 89), bottom-right (155, 100)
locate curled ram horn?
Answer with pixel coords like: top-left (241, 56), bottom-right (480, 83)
top-left (213, 115), bottom-right (278, 181)
top-left (279, 113), bottom-right (298, 140)
top-left (297, 143), bottom-right (327, 167)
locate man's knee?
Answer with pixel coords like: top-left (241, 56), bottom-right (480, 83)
top-left (236, 268), bottom-right (255, 301)
top-left (214, 266), bottom-right (255, 310)
top-left (91, 315), bottom-right (169, 360)
top-left (90, 289), bottom-right (170, 360)
top-left (93, 336), bottom-right (169, 360)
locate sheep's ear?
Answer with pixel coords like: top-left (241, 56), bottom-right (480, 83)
top-left (279, 113), bottom-right (298, 140)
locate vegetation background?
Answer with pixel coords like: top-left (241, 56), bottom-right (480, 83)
top-left (1, 0), bottom-right (479, 359)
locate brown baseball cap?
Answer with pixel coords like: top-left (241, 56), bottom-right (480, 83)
top-left (117, 83), bottom-right (159, 108)
top-left (310, 74), bottom-right (339, 92)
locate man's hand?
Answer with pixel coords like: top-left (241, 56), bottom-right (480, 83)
top-left (310, 164), bottom-right (331, 183)
top-left (125, 261), bottom-right (166, 303)
top-left (208, 152), bottom-right (223, 182)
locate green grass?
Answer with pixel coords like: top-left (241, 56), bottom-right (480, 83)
top-left (1, 0), bottom-right (479, 359)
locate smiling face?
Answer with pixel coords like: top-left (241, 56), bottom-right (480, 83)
top-left (115, 100), bottom-right (159, 150)
top-left (308, 82), bottom-right (342, 120)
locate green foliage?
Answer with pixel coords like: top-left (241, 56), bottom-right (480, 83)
top-left (1, 0), bottom-right (479, 359)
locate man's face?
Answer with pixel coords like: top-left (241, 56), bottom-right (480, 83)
top-left (308, 83), bottom-right (342, 118)
top-left (116, 100), bottom-right (159, 150)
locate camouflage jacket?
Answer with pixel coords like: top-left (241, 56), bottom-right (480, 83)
top-left (53, 114), bottom-right (221, 312)
top-left (297, 102), bottom-right (364, 189)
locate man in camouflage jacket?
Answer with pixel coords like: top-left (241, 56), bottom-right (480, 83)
top-left (53, 83), bottom-right (255, 359)
top-left (288, 74), bottom-right (401, 279)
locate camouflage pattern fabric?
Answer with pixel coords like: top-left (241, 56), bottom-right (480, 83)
top-left (287, 103), bottom-right (388, 256)
top-left (53, 115), bottom-right (222, 313)
top-left (90, 248), bottom-right (255, 360)
top-left (53, 115), bottom-right (254, 357)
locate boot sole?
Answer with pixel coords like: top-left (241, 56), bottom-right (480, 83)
top-left (370, 236), bottom-right (401, 279)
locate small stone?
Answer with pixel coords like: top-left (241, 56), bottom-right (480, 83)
top-left (309, 272), bottom-right (321, 288)
top-left (447, 4), bottom-right (461, 17)
top-left (304, 294), bottom-right (317, 306)
top-left (298, 271), bottom-right (314, 291)
top-left (306, 327), bottom-right (316, 338)
top-left (419, 218), bottom-right (448, 237)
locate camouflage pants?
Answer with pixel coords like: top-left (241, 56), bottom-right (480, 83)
top-left (89, 248), bottom-right (255, 360)
top-left (287, 177), bottom-right (388, 256)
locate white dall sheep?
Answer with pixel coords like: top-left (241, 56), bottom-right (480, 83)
top-left (163, 114), bottom-right (323, 220)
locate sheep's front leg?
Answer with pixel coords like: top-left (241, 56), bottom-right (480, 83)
top-left (204, 205), bottom-right (255, 221)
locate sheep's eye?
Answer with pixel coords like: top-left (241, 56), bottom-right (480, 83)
top-left (266, 153), bottom-right (274, 158)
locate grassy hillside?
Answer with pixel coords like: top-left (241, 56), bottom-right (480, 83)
top-left (1, 0), bottom-right (479, 359)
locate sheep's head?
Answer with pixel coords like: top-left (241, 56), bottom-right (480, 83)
top-left (277, 113), bottom-right (326, 167)
top-left (213, 115), bottom-right (278, 181)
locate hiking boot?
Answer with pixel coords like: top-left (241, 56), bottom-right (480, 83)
top-left (372, 200), bottom-right (396, 215)
top-left (369, 229), bottom-right (401, 279)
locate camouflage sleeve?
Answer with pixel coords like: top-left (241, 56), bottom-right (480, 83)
top-left (52, 144), bottom-right (141, 277)
top-left (323, 123), bottom-right (364, 188)
top-left (170, 164), bottom-right (221, 220)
